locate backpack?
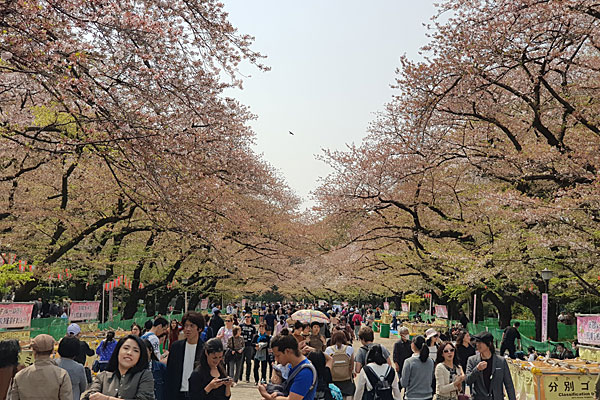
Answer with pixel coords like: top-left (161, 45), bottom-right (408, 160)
top-left (331, 345), bottom-right (352, 382)
top-left (282, 360), bottom-right (317, 397)
top-left (363, 365), bottom-right (394, 400)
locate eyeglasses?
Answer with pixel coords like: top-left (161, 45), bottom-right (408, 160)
top-left (443, 348), bottom-right (455, 353)
top-left (245, 316), bottom-right (252, 318)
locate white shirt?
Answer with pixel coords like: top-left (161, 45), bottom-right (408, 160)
top-left (180, 342), bottom-right (197, 392)
top-left (353, 363), bottom-right (401, 400)
top-left (218, 326), bottom-right (233, 349)
top-left (141, 332), bottom-right (161, 360)
top-left (325, 344), bottom-right (354, 357)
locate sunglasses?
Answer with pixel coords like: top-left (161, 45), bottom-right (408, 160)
top-left (245, 316), bottom-right (252, 318)
top-left (443, 348), bottom-right (455, 353)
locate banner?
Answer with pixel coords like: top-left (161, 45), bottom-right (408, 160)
top-left (577, 314), bottom-right (600, 345)
top-left (69, 301), bottom-right (100, 322)
top-left (541, 374), bottom-right (595, 400)
top-left (541, 293), bottom-right (548, 342)
top-left (383, 302), bottom-right (389, 311)
top-left (201, 298), bottom-right (209, 310)
top-left (401, 303), bottom-right (410, 312)
top-left (342, 301), bottom-right (348, 307)
top-left (435, 305), bottom-right (448, 319)
top-left (0, 329), bottom-right (30, 341)
top-left (241, 299), bottom-right (247, 308)
top-left (0, 303), bottom-right (34, 328)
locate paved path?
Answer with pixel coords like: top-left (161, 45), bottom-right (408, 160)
top-left (230, 332), bottom-right (399, 400)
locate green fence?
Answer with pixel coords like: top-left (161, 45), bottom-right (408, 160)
top-left (466, 320), bottom-right (576, 353)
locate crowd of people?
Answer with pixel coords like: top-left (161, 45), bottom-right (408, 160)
top-left (0, 301), bottom-right (594, 400)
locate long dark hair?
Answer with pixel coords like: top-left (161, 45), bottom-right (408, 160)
top-left (307, 351), bottom-right (331, 390)
top-left (143, 338), bottom-right (159, 362)
top-left (435, 342), bottom-right (459, 366)
top-left (365, 344), bottom-right (387, 365)
top-left (413, 336), bottom-right (430, 362)
top-left (196, 338), bottom-right (226, 377)
top-left (106, 335), bottom-right (149, 376)
top-left (102, 331), bottom-right (115, 349)
top-left (0, 340), bottom-right (20, 368)
top-left (456, 330), bottom-right (470, 348)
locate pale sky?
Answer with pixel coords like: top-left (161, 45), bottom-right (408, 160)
top-left (222, 1), bottom-right (438, 210)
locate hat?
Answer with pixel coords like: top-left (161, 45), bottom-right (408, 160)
top-left (31, 334), bottom-right (55, 352)
top-left (472, 331), bottom-right (494, 343)
top-left (67, 323), bottom-right (81, 336)
top-left (425, 328), bottom-right (438, 340)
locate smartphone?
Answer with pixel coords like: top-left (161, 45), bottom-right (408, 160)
top-left (218, 377), bottom-right (232, 382)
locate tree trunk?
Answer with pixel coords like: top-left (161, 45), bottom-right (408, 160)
top-left (485, 291), bottom-right (512, 329)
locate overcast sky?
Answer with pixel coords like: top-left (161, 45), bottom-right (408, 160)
top-left (222, 1), bottom-right (438, 210)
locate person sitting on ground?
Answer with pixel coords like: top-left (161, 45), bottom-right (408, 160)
top-left (548, 343), bottom-right (574, 360)
top-left (527, 346), bottom-right (538, 362)
top-left (10, 334), bottom-right (73, 400)
top-left (57, 336), bottom-right (88, 400)
top-left (355, 326), bottom-right (392, 374)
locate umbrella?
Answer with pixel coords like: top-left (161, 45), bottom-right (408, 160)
top-left (291, 309), bottom-right (329, 324)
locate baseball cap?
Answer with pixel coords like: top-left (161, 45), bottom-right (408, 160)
top-left (472, 331), bottom-right (494, 343)
top-left (31, 334), bottom-right (55, 352)
top-left (67, 323), bottom-right (81, 336)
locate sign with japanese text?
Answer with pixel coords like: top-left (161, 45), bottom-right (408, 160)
top-left (241, 299), bottom-right (247, 308)
top-left (542, 293), bottom-right (548, 342)
top-left (0, 303), bottom-right (34, 328)
top-left (69, 301), bottom-right (100, 322)
top-left (434, 305), bottom-right (448, 319)
top-left (201, 298), bottom-right (209, 310)
top-left (401, 303), bottom-right (409, 312)
top-left (383, 302), bottom-right (389, 311)
top-left (541, 374), bottom-right (594, 400)
top-left (577, 314), bottom-right (600, 345)
top-left (0, 329), bottom-right (30, 341)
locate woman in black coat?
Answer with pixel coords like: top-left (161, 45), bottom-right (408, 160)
top-left (189, 338), bottom-right (233, 400)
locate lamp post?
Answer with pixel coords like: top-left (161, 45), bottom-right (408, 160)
top-left (182, 278), bottom-right (189, 313)
top-left (98, 270), bottom-right (106, 324)
top-left (541, 268), bottom-right (554, 342)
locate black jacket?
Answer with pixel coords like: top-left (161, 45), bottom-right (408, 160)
top-left (75, 340), bottom-right (95, 366)
top-left (166, 339), bottom-right (205, 398)
top-left (392, 339), bottom-right (412, 379)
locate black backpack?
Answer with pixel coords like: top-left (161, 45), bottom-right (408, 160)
top-left (363, 365), bottom-right (394, 400)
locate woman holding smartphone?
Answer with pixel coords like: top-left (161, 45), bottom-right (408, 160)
top-left (189, 338), bottom-right (233, 400)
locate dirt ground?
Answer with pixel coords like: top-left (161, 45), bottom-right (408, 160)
top-left (230, 331), bottom-right (399, 400)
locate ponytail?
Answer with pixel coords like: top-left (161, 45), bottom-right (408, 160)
top-left (412, 335), bottom-right (430, 362)
top-left (102, 331), bottom-right (115, 349)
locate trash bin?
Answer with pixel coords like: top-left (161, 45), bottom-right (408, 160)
top-left (373, 320), bottom-right (380, 332)
top-left (252, 310), bottom-right (259, 325)
top-left (380, 323), bottom-right (390, 338)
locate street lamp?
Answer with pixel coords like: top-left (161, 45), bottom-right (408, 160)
top-left (540, 268), bottom-right (554, 342)
top-left (182, 278), bottom-right (189, 313)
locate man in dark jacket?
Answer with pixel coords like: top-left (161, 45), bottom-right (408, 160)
top-left (466, 331), bottom-right (516, 400)
top-left (166, 312), bottom-right (205, 400)
top-left (392, 326), bottom-right (412, 385)
top-left (209, 309), bottom-right (224, 336)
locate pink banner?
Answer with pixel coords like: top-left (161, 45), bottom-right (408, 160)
top-left (383, 302), bottom-right (389, 311)
top-left (69, 301), bottom-right (100, 322)
top-left (435, 305), bottom-right (448, 319)
top-left (541, 294), bottom-right (548, 342)
top-left (0, 303), bottom-right (34, 328)
top-left (401, 303), bottom-right (409, 312)
top-left (577, 315), bottom-right (600, 345)
top-left (241, 299), bottom-right (247, 308)
top-left (201, 298), bottom-right (209, 310)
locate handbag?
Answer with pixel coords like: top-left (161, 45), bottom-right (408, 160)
top-left (92, 359), bottom-right (100, 373)
top-left (224, 349), bottom-right (235, 363)
top-left (458, 395), bottom-right (470, 400)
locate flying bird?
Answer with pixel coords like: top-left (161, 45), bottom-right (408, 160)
top-left (289, 131), bottom-right (294, 135)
